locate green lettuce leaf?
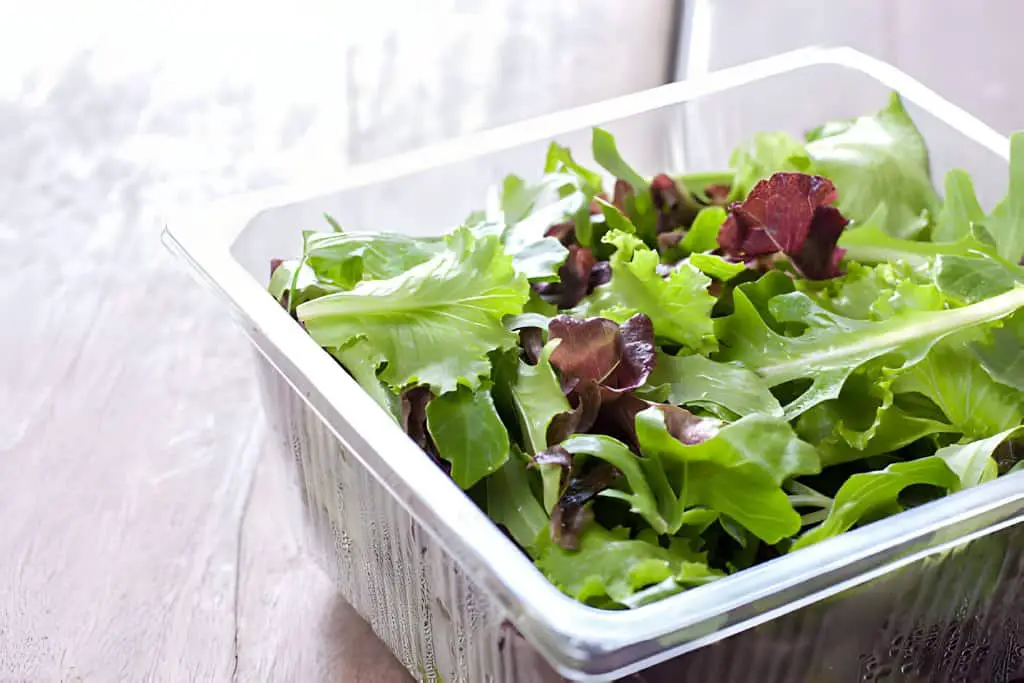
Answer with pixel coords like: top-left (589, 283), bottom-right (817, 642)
top-left (794, 370), bottom-right (953, 467)
top-left (792, 456), bottom-right (960, 550)
top-left (535, 525), bottom-right (717, 607)
top-left (330, 339), bottom-right (400, 423)
top-left (642, 352), bottom-right (783, 418)
top-left (688, 253), bottom-right (747, 281)
top-left (681, 206), bottom-right (728, 253)
top-left (716, 282), bottom-right (1024, 419)
top-left (297, 229), bottom-right (529, 393)
top-left (426, 385), bottom-right (510, 489)
top-left (633, 409), bottom-right (820, 543)
top-left (544, 142), bottom-right (604, 247)
top-left (506, 341), bottom-right (573, 512)
top-left (840, 219), bottom-right (996, 269)
top-left (728, 131), bottom-right (811, 200)
top-left (932, 253), bottom-right (1024, 304)
top-left (304, 231), bottom-right (444, 289)
top-left (574, 230), bottom-right (717, 353)
top-left (979, 132), bottom-right (1024, 263)
top-left (933, 169), bottom-right (986, 243)
top-left (805, 93), bottom-right (940, 238)
top-left (891, 336), bottom-right (1024, 438)
top-left (268, 258), bottom-right (341, 309)
top-left (971, 313), bottom-right (1024, 391)
top-left (592, 127), bottom-right (647, 191)
top-left (935, 428), bottom-right (1024, 489)
top-left (486, 448), bottom-right (548, 552)
top-left (795, 427), bottom-right (1024, 551)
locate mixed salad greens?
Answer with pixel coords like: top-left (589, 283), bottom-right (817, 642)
top-left (269, 93), bottom-right (1024, 609)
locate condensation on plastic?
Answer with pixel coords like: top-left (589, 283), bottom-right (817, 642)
top-left (165, 48), bottom-right (1024, 682)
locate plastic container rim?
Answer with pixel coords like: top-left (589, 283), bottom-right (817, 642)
top-left (162, 46), bottom-right (1021, 680)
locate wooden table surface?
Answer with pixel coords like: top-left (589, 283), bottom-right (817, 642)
top-left (2, 1), bottom-right (1021, 681)
top-left (0, 3), bottom-right (676, 681)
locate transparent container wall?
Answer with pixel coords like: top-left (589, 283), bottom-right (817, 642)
top-left (235, 60), bottom-right (1009, 273)
top-left (225, 58), bottom-right (1023, 682)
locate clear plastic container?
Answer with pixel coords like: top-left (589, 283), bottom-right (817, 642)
top-left (163, 47), bottom-right (1024, 682)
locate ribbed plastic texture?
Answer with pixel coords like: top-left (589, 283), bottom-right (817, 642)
top-left (164, 48), bottom-right (1024, 682)
top-left (257, 352), bottom-right (1024, 683)
top-left (257, 358), bottom-right (568, 683)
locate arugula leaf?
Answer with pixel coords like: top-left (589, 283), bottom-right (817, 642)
top-left (331, 339), bottom-right (400, 423)
top-left (805, 93), bottom-right (940, 238)
top-left (933, 169), bottom-right (986, 243)
top-left (575, 231), bottom-right (717, 353)
top-left (297, 229), bottom-right (529, 393)
top-left (980, 132), bottom-right (1024, 263)
top-left (486, 448), bottom-right (548, 552)
top-left (792, 456), bottom-right (960, 550)
top-left (500, 173), bottom-right (547, 225)
top-left (643, 352), bottom-right (783, 418)
top-left (426, 385), bottom-right (510, 489)
top-left (594, 197), bottom-right (638, 235)
top-left (716, 282), bottom-right (1024, 419)
top-left (633, 409), bottom-right (820, 543)
top-left (840, 220), bottom-right (996, 269)
top-left (535, 525), bottom-right (714, 607)
top-left (797, 429), bottom-right (1021, 550)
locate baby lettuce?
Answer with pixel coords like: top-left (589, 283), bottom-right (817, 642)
top-left (273, 96), bottom-right (1024, 610)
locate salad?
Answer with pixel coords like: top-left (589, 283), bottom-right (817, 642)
top-left (269, 93), bottom-right (1024, 610)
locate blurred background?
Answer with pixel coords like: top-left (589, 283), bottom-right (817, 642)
top-left (1, 1), bottom-right (1022, 681)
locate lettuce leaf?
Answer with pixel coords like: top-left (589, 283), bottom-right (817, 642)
top-left (426, 385), bottom-right (511, 489)
top-left (642, 352), bottom-right (783, 418)
top-left (805, 93), bottom-right (939, 239)
top-left (891, 337), bottom-right (1024, 438)
top-left (716, 280), bottom-right (1024, 419)
top-left (330, 339), bottom-right (400, 423)
top-left (298, 229), bottom-right (529, 393)
top-left (574, 231), bottom-right (717, 353)
top-left (792, 456), bottom-right (959, 550)
top-left (486, 448), bottom-right (548, 552)
top-left (979, 132), bottom-right (1024, 263)
top-left (304, 231), bottom-right (443, 289)
top-left (535, 525), bottom-right (719, 607)
top-left (633, 409), bottom-right (820, 543)
top-left (795, 428), bottom-right (1024, 550)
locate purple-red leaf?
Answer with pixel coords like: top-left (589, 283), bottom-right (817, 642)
top-left (705, 184), bottom-right (731, 205)
top-left (535, 244), bottom-right (597, 309)
top-left (595, 395), bottom-right (719, 451)
top-left (548, 313), bottom-right (656, 399)
top-left (550, 462), bottom-right (619, 549)
top-left (400, 386), bottom-right (449, 474)
top-left (718, 172), bottom-right (849, 280)
top-left (548, 379), bottom-right (602, 445)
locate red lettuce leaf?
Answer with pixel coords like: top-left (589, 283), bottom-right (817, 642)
top-left (548, 313), bottom-right (656, 398)
top-left (718, 172), bottom-right (849, 280)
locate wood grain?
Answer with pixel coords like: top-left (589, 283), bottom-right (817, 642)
top-left (0, 2), bottom-right (675, 681)
top-left (3, 1), bottom-right (1021, 680)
